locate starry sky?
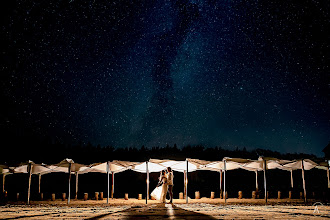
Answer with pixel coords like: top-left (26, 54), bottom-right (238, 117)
top-left (1, 0), bottom-right (329, 156)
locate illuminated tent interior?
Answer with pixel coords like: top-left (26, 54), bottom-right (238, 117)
top-left (1, 158), bottom-right (329, 205)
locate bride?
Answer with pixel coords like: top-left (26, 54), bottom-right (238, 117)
top-left (151, 170), bottom-right (168, 203)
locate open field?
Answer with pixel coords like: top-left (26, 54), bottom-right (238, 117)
top-left (0, 198), bottom-right (329, 219)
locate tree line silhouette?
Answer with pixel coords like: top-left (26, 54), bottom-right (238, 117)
top-left (1, 137), bottom-right (321, 165)
top-left (1, 136), bottom-right (329, 203)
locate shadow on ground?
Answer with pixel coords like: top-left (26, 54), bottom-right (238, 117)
top-left (87, 203), bottom-right (216, 219)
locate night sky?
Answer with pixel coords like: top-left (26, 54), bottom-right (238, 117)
top-left (1, 0), bottom-right (329, 156)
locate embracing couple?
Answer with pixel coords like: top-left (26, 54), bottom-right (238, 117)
top-left (151, 167), bottom-right (174, 203)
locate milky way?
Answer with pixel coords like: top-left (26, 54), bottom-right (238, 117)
top-left (1, 0), bottom-right (329, 156)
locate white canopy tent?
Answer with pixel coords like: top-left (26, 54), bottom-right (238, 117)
top-left (0, 165), bottom-right (11, 194)
top-left (2, 157), bottom-right (329, 205)
top-left (8, 161), bottom-right (54, 204)
top-left (78, 160), bottom-right (139, 203)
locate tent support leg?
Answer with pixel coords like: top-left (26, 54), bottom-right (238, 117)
top-left (263, 159), bottom-right (267, 203)
top-left (27, 163), bottom-right (32, 205)
top-left (38, 174), bottom-right (42, 194)
top-left (184, 171), bottom-right (186, 199)
top-left (327, 167), bottom-right (329, 189)
top-left (186, 160), bottom-right (188, 204)
top-left (224, 160), bottom-right (226, 203)
top-left (290, 170), bottom-right (294, 189)
top-left (301, 160), bottom-right (307, 203)
top-left (220, 170), bottom-right (223, 199)
top-left (2, 174), bottom-right (6, 193)
top-left (146, 161), bottom-right (149, 204)
top-left (75, 172), bottom-right (78, 200)
top-left (255, 171), bottom-right (258, 195)
top-left (112, 172), bottom-right (114, 199)
top-left (68, 163), bottom-right (72, 205)
top-left (107, 161), bottom-right (109, 204)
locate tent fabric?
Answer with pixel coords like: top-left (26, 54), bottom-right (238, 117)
top-left (149, 159), bottom-right (188, 172)
top-left (0, 165), bottom-right (10, 174)
top-left (10, 161), bottom-right (53, 175)
top-left (203, 158), bottom-right (261, 172)
top-left (3, 158), bottom-right (329, 175)
top-left (148, 159), bottom-right (213, 173)
top-left (281, 159), bottom-right (318, 171)
top-left (78, 161), bottom-right (138, 174)
top-left (131, 161), bottom-right (165, 173)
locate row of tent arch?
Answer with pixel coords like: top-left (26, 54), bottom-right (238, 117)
top-left (1, 157), bottom-right (329, 205)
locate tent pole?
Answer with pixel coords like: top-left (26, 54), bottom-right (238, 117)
top-left (186, 159), bottom-right (188, 204)
top-left (146, 161), bottom-right (149, 204)
top-left (263, 158), bottom-right (267, 203)
top-left (75, 172), bottom-right (78, 200)
top-left (112, 172), bottom-right (115, 199)
top-left (224, 159), bottom-right (226, 203)
top-left (38, 174), bottom-right (42, 194)
top-left (106, 161), bottom-right (109, 204)
top-left (68, 163), bottom-right (72, 205)
top-left (255, 171), bottom-right (258, 193)
top-left (290, 170), bottom-right (294, 189)
top-left (184, 171), bottom-right (186, 199)
top-left (327, 167), bottom-right (330, 188)
top-left (27, 162), bottom-right (32, 205)
top-left (301, 160), bottom-right (307, 203)
top-left (220, 170), bottom-right (223, 199)
top-left (111, 172), bottom-right (115, 199)
top-left (2, 174), bottom-right (6, 193)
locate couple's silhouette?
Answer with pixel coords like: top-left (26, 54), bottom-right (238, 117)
top-left (151, 167), bottom-right (174, 203)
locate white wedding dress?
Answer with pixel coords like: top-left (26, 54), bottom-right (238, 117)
top-left (151, 175), bottom-right (168, 202)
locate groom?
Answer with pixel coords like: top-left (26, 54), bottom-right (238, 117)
top-left (166, 167), bottom-right (174, 203)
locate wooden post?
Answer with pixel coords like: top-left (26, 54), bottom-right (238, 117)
top-left (224, 159), bottom-right (227, 203)
top-left (186, 159), bottom-right (188, 204)
top-left (38, 174), bottom-right (42, 194)
top-left (146, 161), bottom-right (149, 204)
top-left (84, 193), bottom-right (88, 201)
top-left (62, 193), bottom-right (66, 201)
top-left (68, 163), bottom-right (72, 205)
top-left (220, 170), bottom-right (223, 199)
top-left (75, 172), bottom-right (78, 200)
top-left (263, 158), bottom-right (267, 203)
top-left (301, 160), bottom-right (307, 203)
top-left (107, 161), bottom-right (109, 204)
top-left (252, 191), bottom-right (256, 199)
top-left (238, 191), bottom-right (243, 199)
top-left (51, 193), bottom-right (56, 201)
top-left (211, 191), bottom-right (215, 199)
top-left (27, 162), bottom-right (32, 205)
top-left (195, 191), bottom-right (200, 199)
top-left (179, 192), bottom-right (183, 199)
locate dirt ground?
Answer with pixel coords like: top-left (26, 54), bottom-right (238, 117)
top-left (0, 198), bottom-right (329, 219)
